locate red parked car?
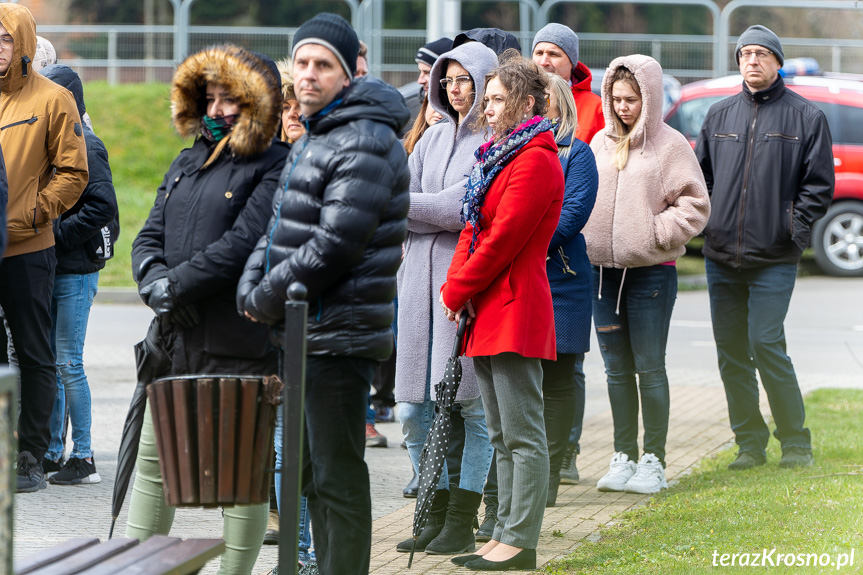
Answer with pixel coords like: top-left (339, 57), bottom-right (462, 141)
top-left (665, 72), bottom-right (863, 277)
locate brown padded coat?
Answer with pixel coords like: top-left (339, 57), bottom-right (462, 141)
top-left (0, 4), bottom-right (88, 257)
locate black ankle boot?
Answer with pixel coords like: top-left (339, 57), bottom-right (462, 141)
top-left (546, 472), bottom-right (561, 507)
top-left (425, 486), bottom-right (483, 555)
top-left (475, 496), bottom-right (497, 543)
top-left (396, 489), bottom-right (449, 552)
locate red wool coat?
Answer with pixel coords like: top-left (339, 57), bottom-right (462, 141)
top-left (441, 130), bottom-right (564, 361)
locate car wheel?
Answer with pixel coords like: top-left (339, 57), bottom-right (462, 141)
top-left (812, 202), bottom-right (863, 277)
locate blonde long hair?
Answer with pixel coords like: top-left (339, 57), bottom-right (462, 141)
top-left (609, 66), bottom-right (640, 170)
top-left (546, 74), bottom-right (578, 158)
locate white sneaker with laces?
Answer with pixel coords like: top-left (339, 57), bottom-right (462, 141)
top-left (596, 452), bottom-right (637, 492)
top-left (624, 453), bottom-right (667, 494)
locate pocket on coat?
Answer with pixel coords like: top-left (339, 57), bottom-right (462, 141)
top-left (498, 263), bottom-right (515, 307)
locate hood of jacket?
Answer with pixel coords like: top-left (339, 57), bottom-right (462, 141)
top-left (40, 64), bottom-right (86, 118)
top-left (571, 60), bottom-right (593, 92)
top-left (600, 54), bottom-right (663, 148)
top-left (429, 42), bottom-right (498, 128)
top-left (0, 3), bottom-right (36, 95)
top-left (310, 75), bottom-right (410, 136)
top-left (171, 44), bottom-right (281, 158)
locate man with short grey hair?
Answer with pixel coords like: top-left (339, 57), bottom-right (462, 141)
top-left (696, 24), bottom-right (834, 471)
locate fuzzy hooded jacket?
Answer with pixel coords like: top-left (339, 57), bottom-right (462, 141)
top-left (0, 3), bottom-right (88, 258)
top-left (132, 45), bottom-right (288, 376)
top-left (237, 76), bottom-right (411, 362)
top-left (584, 54), bottom-right (709, 269)
top-left (395, 41), bottom-right (497, 404)
top-left (571, 61), bottom-right (605, 145)
top-left (41, 64), bottom-right (119, 276)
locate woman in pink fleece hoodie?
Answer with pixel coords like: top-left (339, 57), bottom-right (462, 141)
top-left (583, 54), bottom-right (709, 495)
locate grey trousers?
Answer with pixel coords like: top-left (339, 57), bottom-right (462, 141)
top-left (474, 353), bottom-right (548, 549)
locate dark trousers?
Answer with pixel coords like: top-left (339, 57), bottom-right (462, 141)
top-left (705, 260), bottom-right (810, 456)
top-left (593, 265), bottom-right (676, 465)
top-left (301, 355), bottom-right (376, 575)
top-left (542, 353), bottom-right (583, 475)
top-left (0, 248), bottom-right (57, 461)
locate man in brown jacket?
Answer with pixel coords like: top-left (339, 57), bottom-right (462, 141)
top-left (0, 3), bottom-right (88, 493)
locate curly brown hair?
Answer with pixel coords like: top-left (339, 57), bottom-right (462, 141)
top-left (472, 49), bottom-right (549, 137)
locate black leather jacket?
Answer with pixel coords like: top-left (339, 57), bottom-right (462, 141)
top-left (695, 77), bottom-right (834, 268)
top-left (238, 77), bottom-right (410, 361)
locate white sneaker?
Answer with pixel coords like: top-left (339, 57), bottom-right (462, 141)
top-left (596, 452), bottom-right (637, 492)
top-left (624, 453), bottom-right (668, 494)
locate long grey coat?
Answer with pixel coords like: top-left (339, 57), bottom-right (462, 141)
top-left (395, 42), bottom-right (498, 403)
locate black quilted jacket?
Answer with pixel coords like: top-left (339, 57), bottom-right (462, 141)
top-left (238, 76), bottom-right (410, 361)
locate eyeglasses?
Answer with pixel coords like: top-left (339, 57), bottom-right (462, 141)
top-left (440, 75), bottom-right (472, 89)
top-left (0, 36), bottom-right (13, 49)
top-left (739, 49), bottom-right (773, 62)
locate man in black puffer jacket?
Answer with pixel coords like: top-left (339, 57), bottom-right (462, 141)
top-left (39, 64), bottom-right (119, 485)
top-left (237, 13), bottom-right (410, 575)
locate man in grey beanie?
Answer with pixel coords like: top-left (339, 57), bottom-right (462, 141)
top-left (531, 22), bottom-right (603, 143)
top-left (695, 24), bottom-right (834, 473)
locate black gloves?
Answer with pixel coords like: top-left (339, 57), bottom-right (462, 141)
top-left (139, 277), bottom-right (175, 314)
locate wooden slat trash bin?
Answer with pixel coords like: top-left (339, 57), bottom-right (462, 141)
top-left (147, 375), bottom-right (281, 507)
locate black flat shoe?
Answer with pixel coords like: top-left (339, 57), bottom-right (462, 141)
top-left (451, 554), bottom-right (481, 566)
top-left (464, 548), bottom-right (536, 571)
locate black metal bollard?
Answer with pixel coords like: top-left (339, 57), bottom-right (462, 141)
top-left (279, 282), bottom-right (308, 575)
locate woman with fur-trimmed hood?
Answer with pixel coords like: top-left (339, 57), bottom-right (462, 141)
top-left (127, 44), bottom-right (288, 574)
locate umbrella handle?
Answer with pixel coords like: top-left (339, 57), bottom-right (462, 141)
top-left (452, 313), bottom-right (468, 357)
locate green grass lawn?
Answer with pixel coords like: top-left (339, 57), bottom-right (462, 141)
top-left (83, 82), bottom-right (189, 286)
top-left (545, 388), bottom-right (863, 574)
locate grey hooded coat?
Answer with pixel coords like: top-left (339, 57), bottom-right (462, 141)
top-left (395, 42), bottom-right (497, 403)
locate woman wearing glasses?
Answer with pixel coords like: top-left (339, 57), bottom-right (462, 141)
top-left (394, 41), bottom-right (498, 556)
top-left (442, 52), bottom-right (563, 571)
top-left (583, 55), bottom-right (709, 494)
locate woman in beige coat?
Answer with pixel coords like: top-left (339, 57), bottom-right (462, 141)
top-left (583, 54), bottom-right (709, 495)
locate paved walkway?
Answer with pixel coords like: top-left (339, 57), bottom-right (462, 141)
top-left (12, 277), bottom-right (863, 573)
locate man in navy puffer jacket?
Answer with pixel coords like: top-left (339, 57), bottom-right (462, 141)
top-left (237, 13), bottom-right (410, 575)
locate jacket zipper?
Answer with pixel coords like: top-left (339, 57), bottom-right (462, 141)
top-left (765, 133), bottom-right (799, 141)
top-left (738, 103), bottom-right (759, 267)
top-left (712, 133), bottom-right (739, 140)
top-left (0, 116), bottom-right (37, 130)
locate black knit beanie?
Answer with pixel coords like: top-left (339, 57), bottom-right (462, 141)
top-left (292, 13), bottom-right (359, 78)
top-left (416, 37), bottom-right (453, 68)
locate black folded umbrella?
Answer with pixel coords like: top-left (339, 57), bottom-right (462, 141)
top-left (109, 316), bottom-right (170, 539)
top-left (408, 314), bottom-right (468, 568)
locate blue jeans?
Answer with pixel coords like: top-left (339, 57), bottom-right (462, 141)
top-left (46, 272), bottom-right (98, 461)
top-left (705, 260), bottom-right (810, 457)
top-left (274, 407), bottom-right (314, 564)
top-left (398, 396), bottom-right (494, 494)
top-left (592, 265), bottom-right (676, 465)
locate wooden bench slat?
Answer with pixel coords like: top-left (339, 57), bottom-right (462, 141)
top-left (25, 538), bottom-right (138, 575)
top-left (75, 536), bottom-right (181, 575)
top-left (14, 538), bottom-right (100, 574)
top-left (114, 538), bottom-right (225, 575)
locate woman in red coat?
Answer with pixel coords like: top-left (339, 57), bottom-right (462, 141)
top-left (440, 51), bottom-right (563, 571)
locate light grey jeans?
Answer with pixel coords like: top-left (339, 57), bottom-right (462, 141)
top-left (474, 353), bottom-right (548, 549)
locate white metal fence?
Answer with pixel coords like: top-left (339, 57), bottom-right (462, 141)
top-left (34, 0), bottom-right (863, 87)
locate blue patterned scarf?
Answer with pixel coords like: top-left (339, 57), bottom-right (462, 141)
top-left (461, 116), bottom-right (553, 254)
